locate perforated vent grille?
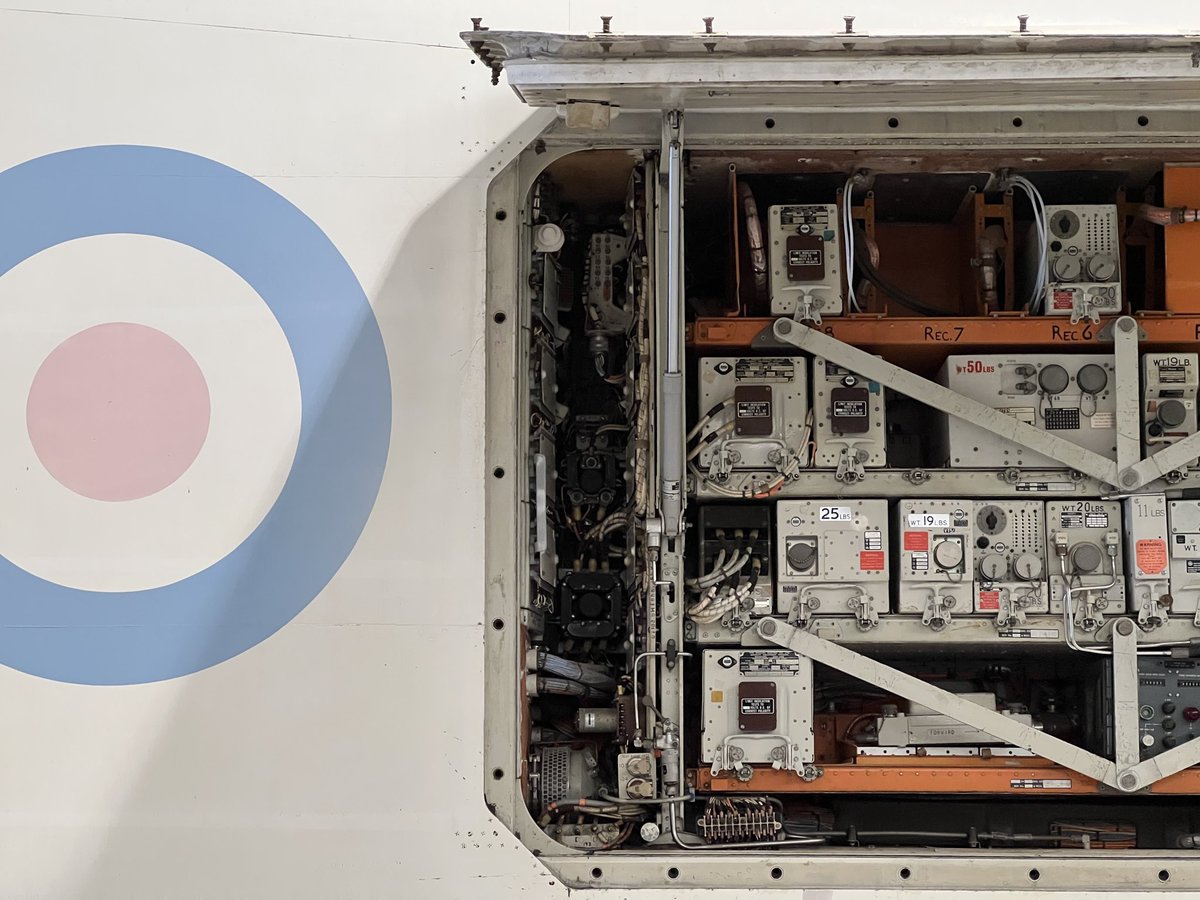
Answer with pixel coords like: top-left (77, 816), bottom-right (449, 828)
top-left (1081, 208), bottom-right (1116, 253)
top-left (540, 745), bottom-right (569, 807)
top-left (1007, 505), bottom-right (1044, 554)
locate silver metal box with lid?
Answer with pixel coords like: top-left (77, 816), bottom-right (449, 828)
top-left (694, 356), bottom-right (809, 482)
top-left (701, 649), bottom-right (816, 780)
top-left (1168, 500), bottom-right (1200, 624)
top-left (767, 204), bottom-right (842, 319)
top-left (1127, 494), bottom-right (1172, 628)
top-left (895, 499), bottom-right (975, 628)
top-left (938, 354), bottom-right (1116, 468)
top-left (1041, 204), bottom-right (1122, 321)
top-left (1047, 499), bottom-right (1125, 628)
top-left (811, 356), bottom-right (886, 478)
top-left (775, 499), bottom-right (890, 629)
top-left (1143, 352), bottom-right (1199, 468)
top-left (972, 500), bottom-right (1048, 623)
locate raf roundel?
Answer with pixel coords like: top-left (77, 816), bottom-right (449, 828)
top-left (0, 145), bottom-right (391, 685)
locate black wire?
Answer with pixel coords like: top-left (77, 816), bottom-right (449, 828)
top-left (850, 225), bottom-right (962, 318)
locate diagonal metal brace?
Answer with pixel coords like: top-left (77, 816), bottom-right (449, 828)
top-left (761, 318), bottom-right (1122, 487)
top-left (1118, 429), bottom-right (1200, 490)
top-left (755, 618), bottom-right (1124, 790)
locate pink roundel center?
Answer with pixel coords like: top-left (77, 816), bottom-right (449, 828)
top-left (26, 323), bottom-right (210, 502)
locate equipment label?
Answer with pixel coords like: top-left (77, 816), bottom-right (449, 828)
top-left (819, 506), bottom-right (852, 521)
top-left (999, 628), bottom-right (1060, 639)
top-left (907, 513), bottom-right (951, 529)
top-left (1011, 778), bottom-right (1072, 789)
top-left (859, 550), bottom-right (885, 571)
top-left (833, 399), bottom-right (867, 417)
top-left (864, 530), bottom-right (883, 550)
top-left (1137, 539), bottom-right (1169, 575)
top-left (1091, 411), bottom-right (1116, 429)
top-left (1188, 560), bottom-right (1200, 574)
top-left (904, 531), bottom-right (930, 551)
top-left (977, 589), bottom-right (1001, 611)
top-left (1052, 289), bottom-right (1075, 311)
top-left (736, 401), bottom-right (771, 418)
top-left (740, 697), bottom-right (775, 715)
top-left (739, 651), bottom-right (801, 675)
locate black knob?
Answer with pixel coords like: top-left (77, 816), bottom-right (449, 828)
top-left (1163, 735), bottom-right (1178, 748)
top-left (1158, 399), bottom-right (1188, 429)
top-left (787, 541), bottom-right (817, 571)
top-left (1077, 364), bottom-right (1108, 395)
top-left (1163, 701), bottom-right (1177, 715)
top-left (1038, 364), bottom-right (1070, 395)
top-left (1163, 717), bottom-right (1177, 732)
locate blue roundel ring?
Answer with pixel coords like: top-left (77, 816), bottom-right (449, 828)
top-left (0, 145), bottom-right (391, 684)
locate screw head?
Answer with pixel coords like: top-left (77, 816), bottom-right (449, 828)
top-left (843, 15), bottom-right (855, 33)
top-left (703, 16), bottom-right (714, 33)
top-left (1115, 618), bottom-right (1135, 636)
top-left (759, 619), bottom-right (777, 636)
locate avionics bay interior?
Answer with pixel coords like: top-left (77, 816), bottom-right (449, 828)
top-left (468, 23), bottom-right (1200, 891)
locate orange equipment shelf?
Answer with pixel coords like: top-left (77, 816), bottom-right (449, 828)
top-left (691, 759), bottom-right (1200, 796)
top-left (689, 314), bottom-right (1200, 372)
top-left (1165, 167), bottom-right (1200, 313)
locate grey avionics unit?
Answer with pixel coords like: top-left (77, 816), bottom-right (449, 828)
top-left (701, 649), bottom-right (816, 779)
top-left (1047, 499), bottom-right (1125, 629)
top-left (767, 204), bottom-right (842, 319)
top-left (1127, 494), bottom-right (1172, 628)
top-left (938, 354), bottom-right (1116, 469)
top-left (972, 501), bottom-right (1048, 625)
top-left (1041, 204), bottom-right (1122, 321)
top-left (811, 357), bottom-right (886, 481)
top-left (895, 500), bottom-right (974, 630)
top-left (775, 499), bottom-right (890, 630)
top-left (1168, 500), bottom-right (1200, 624)
top-left (695, 357), bottom-right (810, 480)
top-left (1143, 352), bottom-right (1199, 469)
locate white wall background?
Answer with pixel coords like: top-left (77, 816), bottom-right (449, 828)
top-left (1, 1), bottom-right (1199, 897)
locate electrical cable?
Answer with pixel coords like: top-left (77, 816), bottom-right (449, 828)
top-left (850, 228), bottom-right (960, 317)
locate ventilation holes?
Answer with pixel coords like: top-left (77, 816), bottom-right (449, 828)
top-left (491, 767), bottom-right (505, 780)
top-left (1012, 117), bottom-right (1023, 127)
top-left (887, 117), bottom-right (900, 128)
top-left (493, 311), bottom-right (507, 324)
top-left (1160, 870), bottom-right (1171, 882)
top-left (491, 618), bottom-right (505, 631)
top-left (1029, 869), bottom-right (1041, 881)
top-left (1139, 115), bottom-right (1151, 127)
top-left (900, 868), bottom-right (911, 880)
top-left (592, 868), bottom-right (603, 879)
top-left (493, 467), bottom-right (506, 479)
top-left (771, 868), bottom-right (783, 880)
top-left (667, 868), bottom-right (680, 880)
top-left (764, 118), bottom-right (776, 129)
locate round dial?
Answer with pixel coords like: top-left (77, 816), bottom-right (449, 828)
top-left (1076, 363), bottom-right (1108, 395)
top-left (978, 553), bottom-right (1007, 581)
top-left (933, 539), bottom-right (964, 571)
top-left (787, 541), bottom-right (817, 571)
top-left (1070, 542), bottom-right (1104, 574)
top-left (1014, 552), bottom-right (1044, 582)
top-left (1086, 254), bottom-right (1118, 282)
top-left (1158, 399), bottom-right (1188, 428)
top-left (1051, 255), bottom-right (1082, 282)
top-left (1038, 364), bottom-right (1070, 395)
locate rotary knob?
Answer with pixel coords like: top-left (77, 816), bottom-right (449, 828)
top-left (787, 541), bottom-right (817, 571)
top-left (1038, 364), bottom-right (1070, 395)
top-left (1086, 254), bottom-right (1118, 282)
top-left (1158, 399), bottom-right (1188, 428)
top-left (978, 553), bottom-right (1007, 581)
top-left (1070, 542), bottom-right (1104, 574)
top-left (933, 539), bottom-right (964, 571)
top-left (1052, 255), bottom-right (1083, 282)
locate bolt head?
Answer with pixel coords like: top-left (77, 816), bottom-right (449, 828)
top-left (759, 619), bottom-right (777, 636)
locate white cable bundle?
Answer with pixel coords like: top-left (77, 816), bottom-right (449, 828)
top-left (1010, 175), bottom-right (1049, 313)
top-left (842, 176), bottom-right (861, 312)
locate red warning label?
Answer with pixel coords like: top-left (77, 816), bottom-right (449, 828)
top-left (1136, 539), bottom-right (1168, 575)
top-left (978, 589), bottom-right (1001, 611)
top-left (903, 531), bottom-right (930, 552)
top-left (1052, 289), bottom-right (1075, 311)
top-left (859, 551), bottom-right (885, 571)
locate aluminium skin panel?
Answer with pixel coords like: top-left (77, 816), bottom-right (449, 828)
top-left (6, 4), bottom-right (1200, 900)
